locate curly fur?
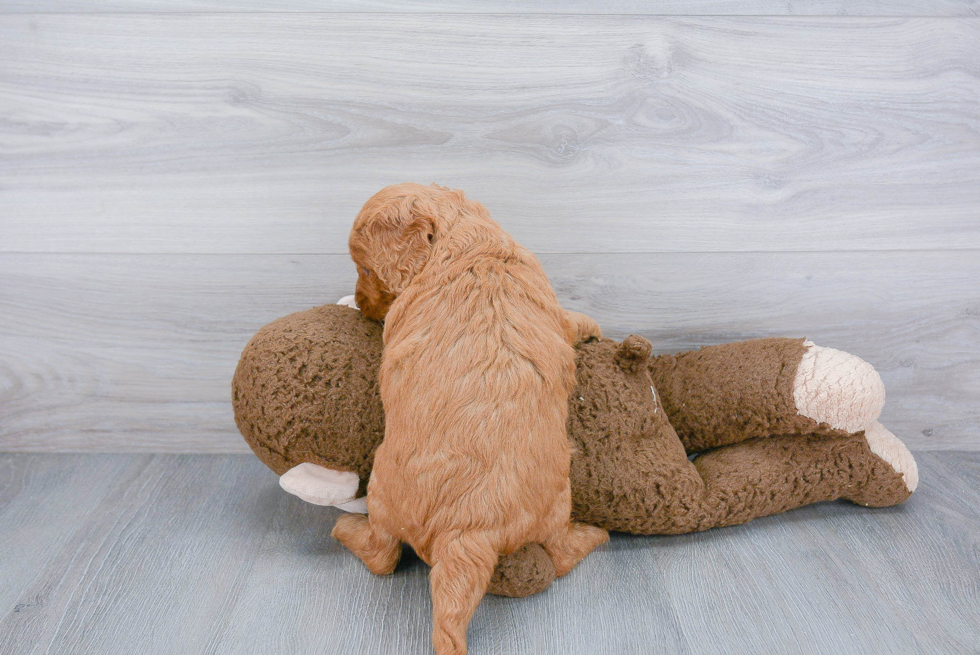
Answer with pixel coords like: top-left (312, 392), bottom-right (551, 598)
top-left (333, 183), bottom-right (607, 655)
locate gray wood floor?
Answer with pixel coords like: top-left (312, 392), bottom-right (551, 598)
top-left (1, 452), bottom-right (977, 654)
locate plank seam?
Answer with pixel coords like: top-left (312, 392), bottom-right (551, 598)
top-left (2, 12), bottom-right (980, 17)
top-left (2, 248), bottom-right (979, 256)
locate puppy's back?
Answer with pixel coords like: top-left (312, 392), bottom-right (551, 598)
top-left (372, 221), bottom-right (576, 552)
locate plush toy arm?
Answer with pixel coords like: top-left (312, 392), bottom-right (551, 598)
top-left (648, 338), bottom-right (886, 453)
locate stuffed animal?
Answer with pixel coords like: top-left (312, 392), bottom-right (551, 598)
top-left (232, 299), bottom-right (917, 597)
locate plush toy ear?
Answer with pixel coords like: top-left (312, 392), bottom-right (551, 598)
top-left (615, 335), bottom-right (653, 373)
top-left (363, 196), bottom-right (437, 295)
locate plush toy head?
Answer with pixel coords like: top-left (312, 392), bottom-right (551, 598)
top-left (233, 304), bottom-right (558, 594)
top-left (232, 305), bottom-right (385, 497)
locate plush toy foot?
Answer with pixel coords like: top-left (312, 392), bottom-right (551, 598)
top-left (863, 422), bottom-right (919, 493)
top-left (845, 422), bottom-right (918, 508)
top-left (793, 341), bottom-right (886, 433)
top-left (279, 462), bottom-right (360, 506)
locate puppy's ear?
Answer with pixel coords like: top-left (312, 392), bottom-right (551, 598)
top-left (365, 196), bottom-right (436, 294)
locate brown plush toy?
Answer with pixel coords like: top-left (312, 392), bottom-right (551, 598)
top-left (232, 299), bottom-right (917, 598)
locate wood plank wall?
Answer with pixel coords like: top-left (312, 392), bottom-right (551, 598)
top-left (1, 3), bottom-right (978, 452)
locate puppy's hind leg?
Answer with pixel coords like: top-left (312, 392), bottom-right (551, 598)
top-left (543, 522), bottom-right (609, 578)
top-left (429, 531), bottom-right (499, 655)
top-left (331, 514), bottom-right (402, 575)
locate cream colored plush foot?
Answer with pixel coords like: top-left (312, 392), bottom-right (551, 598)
top-left (279, 463), bottom-right (360, 506)
top-left (864, 422), bottom-right (919, 493)
top-left (793, 341), bottom-right (886, 432)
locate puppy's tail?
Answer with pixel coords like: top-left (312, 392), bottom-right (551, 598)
top-left (429, 531), bottom-right (499, 655)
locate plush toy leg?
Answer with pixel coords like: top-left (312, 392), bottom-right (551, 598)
top-left (571, 403), bottom-right (916, 535)
top-left (331, 514), bottom-right (402, 575)
top-left (665, 432), bottom-right (914, 533)
top-left (853, 421), bottom-right (918, 498)
top-left (650, 338), bottom-right (885, 453)
top-left (691, 430), bottom-right (915, 527)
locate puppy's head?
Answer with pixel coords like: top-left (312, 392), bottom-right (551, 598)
top-left (349, 183), bottom-right (464, 321)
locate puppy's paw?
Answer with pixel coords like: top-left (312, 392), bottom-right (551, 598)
top-left (565, 310), bottom-right (603, 345)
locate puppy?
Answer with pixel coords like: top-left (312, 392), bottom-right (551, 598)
top-left (332, 183), bottom-right (608, 655)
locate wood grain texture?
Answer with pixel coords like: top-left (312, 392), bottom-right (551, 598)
top-left (811, 453), bottom-right (980, 653)
top-left (1, 453), bottom-right (977, 654)
top-left (0, 454), bottom-right (282, 655)
top-left (1, 1), bottom-right (978, 15)
top-left (2, 15), bottom-right (978, 254)
top-left (1, 251), bottom-right (976, 452)
top-left (0, 455), bottom-right (140, 626)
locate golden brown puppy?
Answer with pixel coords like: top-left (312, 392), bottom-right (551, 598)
top-left (333, 183), bottom-right (608, 654)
